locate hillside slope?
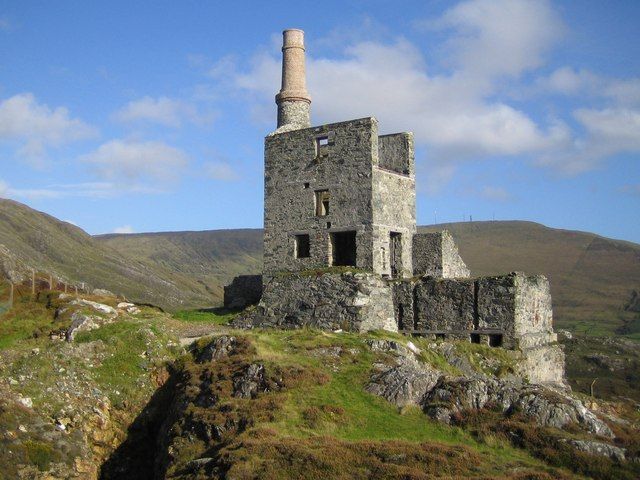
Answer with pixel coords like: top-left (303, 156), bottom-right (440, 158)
top-left (0, 199), bottom-right (214, 311)
top-left (96, 229), bottom-right (262, 302)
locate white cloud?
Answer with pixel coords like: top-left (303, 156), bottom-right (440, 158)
top-left (113, 225), bottom-right (134, 234)
top-left (537, 67), bottom-right (640, 106)
top-left (436, 0), bottom-right (563, 78)
top-left (79, 139), bottom-right (188, 184)
top-left (204, 161), bottom-right (239, 181)
top-left (0, 93), bottom-right (96, 165)
top-left (113, 96), bottom-right (216, 127)
top-left (1, 181), bottom-right (163, 200)
top-left (230, 5), bottom-right (567, 166)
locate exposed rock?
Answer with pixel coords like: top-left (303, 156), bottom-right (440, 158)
top-left (195, 336), bottom-right (237, 363)
top-left (223, 275), bottom-right (262, 309)
top-left (71, 299), bottom-right (117, 315)
top-left (568, 439), bottom-right (626, 461)
top-left (557, 329), bottom-right (573, 340)
top-left (66, 311), bottom-right (113, 342)
top-left (366, 355), bottom-right (441, 407)
top-left (117, 302), bottom-right (140, 314)
top-left (92, 288), bottom-right (116, 297)
top-left (421, 377), bottom-right (613, 438)
top-left (365, 339), bottom-right (409, 356)
top-left (233, 364), bottom-right (268, 399)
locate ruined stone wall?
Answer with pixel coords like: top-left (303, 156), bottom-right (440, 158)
top-left (371, 133), bottom-right (415, 278)
top-left (412, 233), bottom-right (443, 277)
top-left (412, 231), bottom-right (470, 278)
top-left (371, 168), bottom-right (416, 277)
top-left (223, 275), bottom-right (263, 310)
top-left (263, 118), bottom-right (378, 277)
top-left (233, 271), bottom-right (397, 333)
top-left (378, 133), bottom-right (412, 175)
top-left (441, 231), bottom-right (470, 278)
top-left (393, 272), bottom-right (555, 349)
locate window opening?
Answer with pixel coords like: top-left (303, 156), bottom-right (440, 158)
top-left (470, 333), bottom-right (481, 344)
top-left (315, 136), bottom-right (329, 158)
top-left (489, 334), bottom-right (503, 347)
top-left (315, 190), bottom-right (330, 216)
top-left (295, 234), bottom-right (310, 258)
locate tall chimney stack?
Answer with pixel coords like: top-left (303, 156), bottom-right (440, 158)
top-left (275, 29), bottom-right (311, 129)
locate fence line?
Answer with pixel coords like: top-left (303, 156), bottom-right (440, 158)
top-left (1, 270), bottom-right (91, 312)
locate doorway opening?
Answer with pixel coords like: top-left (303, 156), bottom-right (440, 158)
top-left (330, 231), bottom-right (357, 266)
top-left (390, 232), bottom-right (402, 278)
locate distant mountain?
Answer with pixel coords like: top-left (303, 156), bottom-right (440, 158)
top-left (95, 229), bottom-right (262, 303)
top-left (0, 199), bottom-right (217, 310)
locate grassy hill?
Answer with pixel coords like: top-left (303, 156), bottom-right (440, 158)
top-left (0, 199), bottom-right (216, 311)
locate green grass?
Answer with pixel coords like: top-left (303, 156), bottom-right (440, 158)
top-left (173, 307), bottom-right (240, 325)
top-left (75, 320), bottom-right (175, 405)
top-left (242, 331), bottom-right (531, 457)
top-left (166, 329), bottom-right (574, 478)
top-left (0, 298), bottom-right (54, 350)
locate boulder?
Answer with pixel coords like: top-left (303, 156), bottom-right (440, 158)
top-left (568, 439), bottom-right (626, 461)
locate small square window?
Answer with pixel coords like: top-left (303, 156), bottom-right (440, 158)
top-left (326, 222), bottom-right (331, 229)
top-left (315, 190), bottom-right (330, 216)
top-left (315, 136), bottom-right (329, 158)
top-left (295, 234), bottom-right (310, 258)
top-left (303, 182), bottom-right (310, 189)
top-left (470, 333), bottom-right (480, 344)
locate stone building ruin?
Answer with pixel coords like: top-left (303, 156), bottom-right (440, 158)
top-left (227, 29), bottom-right (564, 385)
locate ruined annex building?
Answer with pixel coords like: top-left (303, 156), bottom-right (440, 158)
top-left (227, 29), bottom-right (564, 385)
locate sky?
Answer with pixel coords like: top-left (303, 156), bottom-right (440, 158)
top-left (0, 0), bottom-right (639, 242)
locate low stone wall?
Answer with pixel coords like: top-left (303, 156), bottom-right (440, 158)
top-left (233, 271), bottom-right (397, 333)
top-left (223, 275), bottom-right (263, 310)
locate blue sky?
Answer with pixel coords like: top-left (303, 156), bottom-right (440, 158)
top-left (0, 0), bottom-right (639, 242)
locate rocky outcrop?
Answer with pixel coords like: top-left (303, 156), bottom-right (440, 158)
top-left (233, 364), bottom-right (268, 398)
top-left (422, 377), bottom-right (613, 437)
top-left (567, 439), bottom-right (626, 461)
top-left (365, 339), bottom-right (613, 439)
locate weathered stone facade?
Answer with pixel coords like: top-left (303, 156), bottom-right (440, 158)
top-left (263, 117), bottom-right (415, 280)
top-left (223, 275), bottom-right (262, 310)
top-left (412, 231), bottom-right (470, 278)
top-left (233, 272), bottom-right (397, 333)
